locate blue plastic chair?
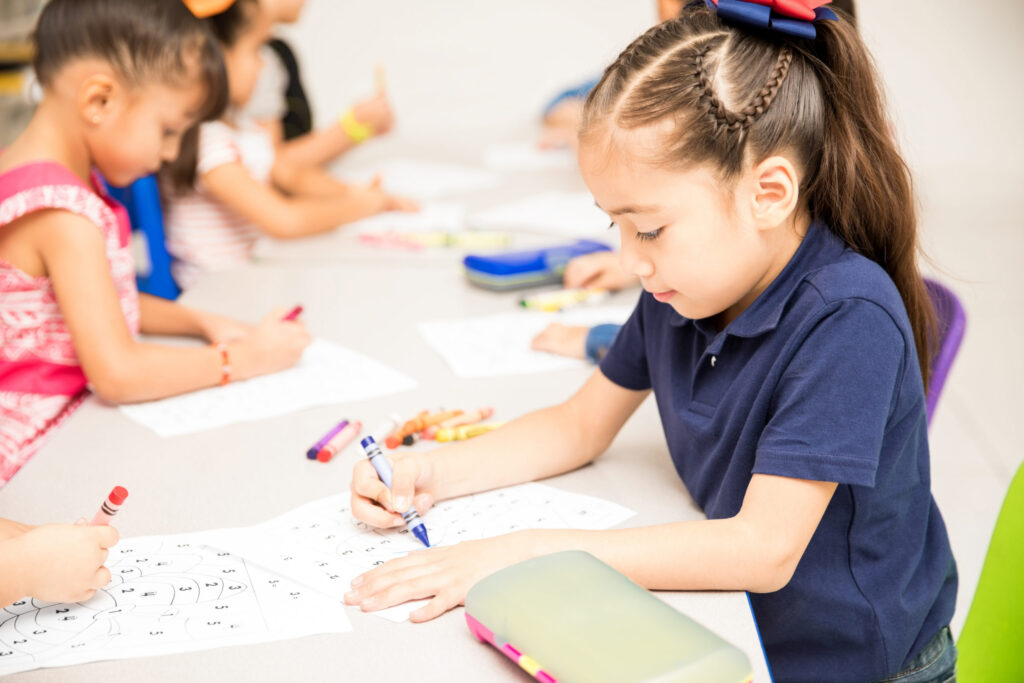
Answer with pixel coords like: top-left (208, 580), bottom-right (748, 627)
top-left (105, 175), bottom-right (180, 300)
top-left (923, 278), bottom-right (966, 424)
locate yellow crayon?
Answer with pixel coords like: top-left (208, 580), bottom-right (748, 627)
top-left (435, 422), bottom-right (505, 443)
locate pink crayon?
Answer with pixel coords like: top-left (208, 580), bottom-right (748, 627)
top-left (91, 486), bottom-right (129, 525)
top-left (317, 421), bottom-right (363, 463)
top-left (282, 305), bottom-right (303, 321)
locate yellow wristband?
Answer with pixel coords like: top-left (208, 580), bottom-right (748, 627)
top-left (339, 108), bottom-right (374, 144)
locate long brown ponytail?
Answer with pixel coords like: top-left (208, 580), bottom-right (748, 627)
top-left (580, 3), bottom-right (936, 388)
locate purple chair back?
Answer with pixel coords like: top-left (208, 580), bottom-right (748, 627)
top-left (924, 278), bottom-right (966, 424)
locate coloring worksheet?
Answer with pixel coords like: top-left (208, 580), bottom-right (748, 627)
top-left (341, 158), bottom-right (499, 200)
top-left (468, 191), bottom-right (611, 236)
top-left (0, 532), bottom-right (351, 677)
top-left (418, 305), bottom-right (637, 378)
top-left (119, 338), bottom-right (417, 437)
top-left (204, 483), bottom-right (636, 622)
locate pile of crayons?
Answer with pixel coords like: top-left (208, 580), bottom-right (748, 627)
top-left (382, 407), bottom-right (502, 449)
top-left (305, 419), bottom-right (363, 462)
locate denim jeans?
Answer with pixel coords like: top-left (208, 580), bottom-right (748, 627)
top-left (880, 627), bottom-right (957, 683)
top-left (584, 323), bottom-right (621, 363)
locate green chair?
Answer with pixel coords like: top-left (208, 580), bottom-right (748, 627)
top-left (956, 461), bottom-right (1024, 680)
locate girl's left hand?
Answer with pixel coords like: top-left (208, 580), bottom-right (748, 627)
top-left (343, 531), bottom-right (540, 622)
top-left (198, 312), bottom-right (254, 344)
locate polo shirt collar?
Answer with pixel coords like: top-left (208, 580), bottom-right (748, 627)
top-left (668, 220), bottom-right (846, 339)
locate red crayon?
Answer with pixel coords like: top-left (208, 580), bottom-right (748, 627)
top-left (317, 421), bottom-right (363, 462)
top-left (91, 486), bottom-right (129, 525)
top-left (282, 305), bottom-right (304, 321)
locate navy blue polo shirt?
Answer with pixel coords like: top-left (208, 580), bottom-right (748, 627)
top-left (600, 221), bottom-right (957, 682)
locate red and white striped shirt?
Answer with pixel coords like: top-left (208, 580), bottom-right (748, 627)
top-left (164, 119), bottom-right (274, 289)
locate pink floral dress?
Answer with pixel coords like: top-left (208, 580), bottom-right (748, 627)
top-left (0, 161), bottom-right (140, 486)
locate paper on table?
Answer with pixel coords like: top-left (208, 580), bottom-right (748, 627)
top-left (349, 201), bottom-right (465, 234)
top-left (468, 191), bottom-right (610, 236)
top-left (0, 531), bottom-right (350, 677)
top-left (340, 158), bottom-right (498, 200)
top-left (204, 483), bottom-right (636, 623)
top-left (418, 305), bottom-right (636, 378)
top-left (482, 141), bottom-right (575, 171)
top-left (120, 338), bottom-right (417, 437)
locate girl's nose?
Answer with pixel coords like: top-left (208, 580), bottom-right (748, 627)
top-left (618, 230), bottom-right (654, 279)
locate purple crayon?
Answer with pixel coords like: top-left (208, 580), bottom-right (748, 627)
top-left (306, 419), bottom-right (349, 459)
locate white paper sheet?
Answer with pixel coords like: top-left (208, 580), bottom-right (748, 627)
top-left (417, 305), bottom-right (635, 378)
top-left (0, 532), bottom-right (351, 676)
top-left (468, 191), bottom-right (610, 236)
top-left (205, 483), bottom-right (636, 622)
top-left (349, 201), bottom-right (465, 234)
top-left (120, 338), bottom-right (417, 437)
top-left (482, 142), bottom-right (575, 171)
top-left (341, 159), bottom-right (498, 200)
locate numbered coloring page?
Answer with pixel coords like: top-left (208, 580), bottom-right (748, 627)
top-left (0, 532), bottom-right (351, 676)
top-left (206, 483), bottom-right (636, 622)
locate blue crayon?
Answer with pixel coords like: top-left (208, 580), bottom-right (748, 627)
top-left (360, 436), bottom-right (431, 548)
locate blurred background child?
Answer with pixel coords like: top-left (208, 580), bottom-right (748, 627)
top-left (161, 0), bottom-right (415, 289)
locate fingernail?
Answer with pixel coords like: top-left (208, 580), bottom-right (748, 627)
top-left (394, 496), bottom-right (408, 511)
top-left (350, 575), bottom-right (363, 587)
top-left (344, 591), bottom-right (359, 603)
top-left (361, 597), bottom-right (377, 610)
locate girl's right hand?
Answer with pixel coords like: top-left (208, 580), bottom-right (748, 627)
top-left (232, 309), bottom-right (311, 380)
top-left (14, 524), bottom-right (119, 603)
top-left (350, 452), bottom-right (437, 529)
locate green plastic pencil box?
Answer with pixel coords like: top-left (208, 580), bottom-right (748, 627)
top-left (464, 551), bottom-right (754, 683)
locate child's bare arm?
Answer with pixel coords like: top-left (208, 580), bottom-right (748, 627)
top-left (26, 211), bottom-right (308, 403)
top-left (202, 162), bottom-right (410, 239)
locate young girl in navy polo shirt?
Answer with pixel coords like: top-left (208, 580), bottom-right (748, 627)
top-left (346, 3), bottom-right (957, 680)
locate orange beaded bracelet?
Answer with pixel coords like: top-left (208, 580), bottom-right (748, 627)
top-left (215, 343), bottom-right (231, 386)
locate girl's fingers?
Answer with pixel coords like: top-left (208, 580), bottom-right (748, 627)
top-left (410, 591), bottom-right (461, 623)
top-left (350, 492), bottom-right (404, 528)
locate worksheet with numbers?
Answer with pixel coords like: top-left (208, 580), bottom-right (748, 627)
top-left (0, 531), bottom-right (351, 677)
top-left (204, 483), bottom-right (636, 622)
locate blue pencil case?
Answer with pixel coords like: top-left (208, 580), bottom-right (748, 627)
top-left (463, 240), bottom-right (612, 291)
top-left (465, 551), bottom-right (753, 683)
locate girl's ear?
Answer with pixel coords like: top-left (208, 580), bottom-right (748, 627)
top-left (750, 155), bottom-right (801, 230)
top-left (78, 73), bottom-right (118, 127)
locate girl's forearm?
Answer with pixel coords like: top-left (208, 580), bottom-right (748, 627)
top-left (275, 125), bottom-right (355, 170)
top-left (137, 294), bottom-right (207, 338)
top-left (272, 159), bottom-right (351, 198)
top-left (523, 517), bottom-right (787, 594)
top-left (426, 401), bottom-right (599, 502)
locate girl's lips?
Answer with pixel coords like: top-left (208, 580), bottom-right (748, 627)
top-left (652, 290), bottom-right (676, 303)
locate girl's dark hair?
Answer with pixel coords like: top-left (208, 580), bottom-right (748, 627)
top-left (581, 3), bottom-right (935, 389)
top-left (160, 0), bottom-right (260, 196)
top-left (33, 0), bottom-right (227, 123)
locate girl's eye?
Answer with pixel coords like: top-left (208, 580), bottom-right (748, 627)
top-left (635, 227), bottom-right (663, 242)
top-left (163, 128), bottom-right (179, 138)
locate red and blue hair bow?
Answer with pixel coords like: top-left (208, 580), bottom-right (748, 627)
top-left (704, 0), bottom-right (838, 40)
